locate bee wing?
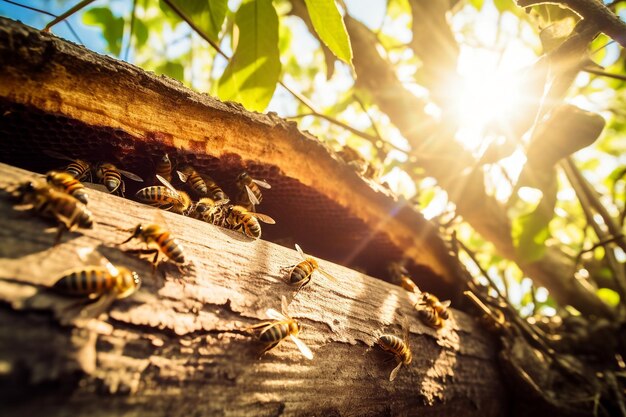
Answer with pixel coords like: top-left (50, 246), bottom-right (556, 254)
top-left (252, 178), bottom-right (271, 189)
top-left (317, 266), bottom-right (338, 283)
top-left (389, 360), bottom-right (403, 382)
top-left (43, 149), bottom-right (74, 162)
top-left (266, 308), bottom-right (288, 321)
top-left (118, 169), bottom-right (144, 182)
top-left (251, 212), bottom-right (275, 224)
top-left (402, 317), bottom-right (410, 342)
top-left (156, 175), bottom-right (180, 194)
top-left (289, 335), bottom-right (313, 360)
top-left (176, 170), bottom-right (189, 182)
top-left (77, 291), bottom-right (118, 320)
top-left (441, 300), bottom-right (451, 308)
top-left (295, 244), bottom-right (307, 260)
top-left (245, 185), bottom-right (260, 205)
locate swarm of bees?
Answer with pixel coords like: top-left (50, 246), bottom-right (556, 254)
top-left (3, 148), bottom-right (457, 382)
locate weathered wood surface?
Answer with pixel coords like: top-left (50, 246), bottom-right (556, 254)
top-left (0, 163), bottom-right (505, 416)
top-left (0, 17), bottom-right (462, 296)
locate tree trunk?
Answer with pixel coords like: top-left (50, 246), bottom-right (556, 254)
top-left (0, 163), bottom-right (506, 416)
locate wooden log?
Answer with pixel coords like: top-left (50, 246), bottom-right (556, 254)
top-left (0, 163), bottom-right (506, 416)
top-left (0, 17), bottom-right (463, 299)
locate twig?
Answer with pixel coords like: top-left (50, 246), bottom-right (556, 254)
top-left (43, 0), bottom-right (96, 32)
top-left (1, 0), bottom-right (83, 44)
top-left (354, 94), bottom-right (386, 159)
top-left (574, 235), bottom-right (626, 270)
top-left (124, 0), bottom-right (138, 62)
top-left (561, 158), bottom-right (626, 301)
top-left (585, 67), bottom-right (626, 82)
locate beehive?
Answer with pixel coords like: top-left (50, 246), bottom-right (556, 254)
top-left (0, 17), bottom-right (463, 298)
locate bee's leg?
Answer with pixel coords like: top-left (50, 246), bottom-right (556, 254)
top-left (54, 223), bottom-right (69, 245)
top-left (119, 181), bottom-right (126, 198)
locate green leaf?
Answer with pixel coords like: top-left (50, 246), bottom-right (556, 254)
top-left (83, 7), bottom-right (124, 56)
top-left (161, 0), bottom-right (228, 42)
top-left (217, 0), bottom-right (281, 112)
top-left (134, 17), bottom-right (149, 50)
top-left (511, 176), bottom-right (557, 264)
top-left (155, 61), bottom-right (185, 81)
top-left (597, 288), bottom-right (620, 308)
top-left (303, 0), bottom-right (353, 66)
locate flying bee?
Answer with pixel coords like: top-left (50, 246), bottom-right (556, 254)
top-left (236, 171), bottom-right (271, 211)
top-left (46, 170), bottom-right (89, 204)
top-left (44, 150), bottom-right (92, 181)
top-left (155, 153), bottom-right (173, 183)
top-left (247, 295), bottom-right (313, 359)
top-left (95, 162), bottom-right (143, 196)
top-left (376, 319), bottom-right (412, 381)
top-left (10, 180), bottom-right (93, 243)
top-left (284, 244), bottom-right (338, 294)
top-left (52, 249), bottom-right (141, 321)
top-left (223, 204), bottom-right (275, 239)
top-left (119, 223), bottom-right (185, 268)
top-left (135, 175), bottom-right (192, 215)
top-left (419, 292), bottom-right (451, 321)
top-left (177, 165), bottom-right (208, 196)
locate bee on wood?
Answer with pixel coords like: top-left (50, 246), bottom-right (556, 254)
top-left (95, 162), bottom-right (143, 196)
top-left (203, 174), bottom-right (229, 202)
top-left (52, 249), bottom-right (141, 321)
top-left (388, 262), bottom-right (419, 294)
top-left (420, 292), bottom-right (450, 320)
top-left (223, 204), bottom-right (275, 239)
top-left (247, 295), bottom-right (313, 359)
top-left (189, 197), bottom-right (230, 224)
top-left (135, 175), bottom-right (192, 215)
top-left (236, 171), bottom-right (271, 211)
top-left (377, 319), bottom-right (412, 381)
top-left (284, 244), bottom-right (338, 294)
top-left (44, 150), bottom-right (92, 181)
top-left (119, 223), bottom-right (185, 268)
top-left (177, 165), bottom-right (208, 196)
top-left (155, 153), bottom-right (173, 183)
top-left (46, 170), bottom-right (89, 204)
top-left (10, 180), bottom-right (93, 243)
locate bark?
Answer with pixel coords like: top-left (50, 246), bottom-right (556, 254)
top-left (340, 9), bottom-right (614, 318)
top-left (0, 163), bottom-right (506, 417)
top-left (0, 17), bottom-right (464, 298)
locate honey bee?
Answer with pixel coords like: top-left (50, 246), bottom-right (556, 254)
top-left (52, 249), bottom-right (141, 320)
top-left (155, 153), bottom-right (173, 183)
top-left (284, 244), bottom-right (338, 293)
top-left (236, 171), bottom-right (271, 211)
top-left (46, 170), bottom-right (89, 204)
top-left (388, 262), bottom-right (419, 294)
top-left (10, 180), bottom-right (93, 243)
top-left (119, 223), bottom-right (185, 268)
top-left (189, 197), bottom-right (230, 223)
top-left (203, 174), bottom-right (229, 201)
top-left (135, 175), bottom-right (192, 215)
top-left (44, 150), bottom-right (92, 181)
top-left (376, 319), bottom-right (412, 381)
top-left (177, 165), bottom-right (208, 196)
top-left (420, 292), bottom-right (451, 321)
top-left (95, 162), bottom-right (144, 196)
top-left (247, 295), bottom-right (313, 359)
top-left (417, 308), bottom-right (444, 329)
top-left (223, 204), bottom-right (275, 239)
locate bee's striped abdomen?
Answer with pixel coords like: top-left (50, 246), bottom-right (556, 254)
top-left (260, 323), bottom-right (290, 343)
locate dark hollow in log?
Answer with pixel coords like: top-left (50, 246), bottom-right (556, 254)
top-left (0, 17), bottom-right (464, 300)
top-left (0, 163), bottom-right (506, 416)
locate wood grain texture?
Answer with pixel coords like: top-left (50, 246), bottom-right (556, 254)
top-left (0, 17), bottom-right (463, 298)
top-left (0, 163), bottom-right (505, 416)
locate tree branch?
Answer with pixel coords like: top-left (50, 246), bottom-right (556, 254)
top-left (516, 0), bottom-right (626, 47)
